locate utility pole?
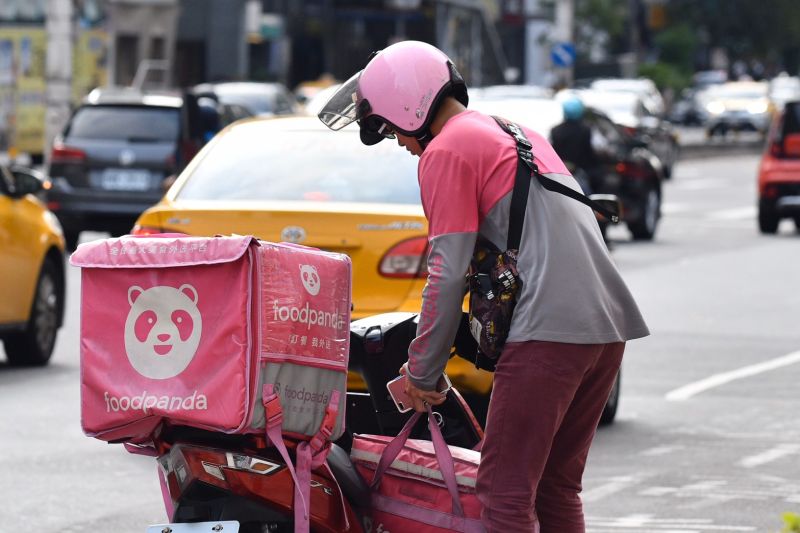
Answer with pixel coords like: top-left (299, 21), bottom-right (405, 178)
top-left (44, 0), bottom-right (73, 165)
top-left (523, 0), bottom-right (550, 86)
top-left (553, 0), bottom-right (575, 86)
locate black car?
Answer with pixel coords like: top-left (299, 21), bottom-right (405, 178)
top-left (46, 88), bottom-right (190, 249)
top-left (46, 87), bottom-right (248, 250)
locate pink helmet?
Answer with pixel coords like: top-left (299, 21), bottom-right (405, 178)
top-left (318, 40), bottom-right (468, 145)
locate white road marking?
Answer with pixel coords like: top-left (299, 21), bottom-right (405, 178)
top-left (739, 443), bottom-right (800, 468)
top-left (640, 445), bottom-right (684, 457)
top-left (673, 177), bottom-right (730, 190)
top-left (665, 350), bottom-right (800, 401)
top-left (582, 476), bottom-right (639, 502)
top-left (705, 206), bottom-right (756, 220)
top-left (640, 486), bottom-right (679, 496)
top-left (586, 514), bottom-right (756, 531)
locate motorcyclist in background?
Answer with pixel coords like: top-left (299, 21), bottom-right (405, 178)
top-left (550, 98), bottom-right (598, 195)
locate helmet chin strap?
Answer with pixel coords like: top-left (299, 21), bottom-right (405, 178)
top-left (416, 128), bottom-right (434, 150)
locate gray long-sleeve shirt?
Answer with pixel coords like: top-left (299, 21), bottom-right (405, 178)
top-left (406, 111), bottom-right (649, 390)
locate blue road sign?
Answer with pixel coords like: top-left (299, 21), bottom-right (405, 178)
top-left (551, 42), bottom-right (576, 68)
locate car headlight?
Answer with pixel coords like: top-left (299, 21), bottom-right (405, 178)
top-left (706, 102), bottom-right (725, 115)
top-left (748, 101), bottom-right (769, 115)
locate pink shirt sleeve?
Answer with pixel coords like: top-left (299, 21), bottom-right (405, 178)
top-left (418, 148), bottom-right (480, 238)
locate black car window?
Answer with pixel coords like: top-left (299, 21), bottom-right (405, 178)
top-left (176, 124), bottom-right (421, 205)
top-left (0, 166), bottom-right (13, 195)
top-left (783, 103), bottom-right (800, 136)
top-left (65, 105), bottom-right (180, 142)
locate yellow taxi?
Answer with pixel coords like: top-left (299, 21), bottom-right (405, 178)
top-left (132, 115), bottom-right (493, 395)
top-left (0, 164), bottom-right (66, 366)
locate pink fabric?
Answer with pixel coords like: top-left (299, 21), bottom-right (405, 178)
top-left (73, 235), bottom-right (351, 443)
top-left (418, 110), bottom-right (570, 238)
top-left (351, 410), bottom-right (484, 532)
top-left (78, 239), bottom-right (257, 437)
top-left (259, 242), bottom-right (350, 371)
top-left (476, 340), bottom-right (624, 533)
top-left (70, 234), bottom-right (255, 269)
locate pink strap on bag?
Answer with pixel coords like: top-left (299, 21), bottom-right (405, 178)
top-left (262, 385), bottom-right (309, 525)
top-left (371, 406), bottom-right (466, 519)
top-left (262, 384), bottom-right (347, 533)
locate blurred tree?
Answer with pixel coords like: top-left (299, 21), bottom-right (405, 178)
top-left (637, 22), bottom-right (694, 92)
top-left (665, 0), bottom-right (800, 73)
top-left (574, 0), bottom-right (629, 59)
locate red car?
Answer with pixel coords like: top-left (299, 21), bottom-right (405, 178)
top-left (758, 100), bottom-right (800, 233)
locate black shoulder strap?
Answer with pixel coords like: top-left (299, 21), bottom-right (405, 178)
top-left (491, 116), bottom-right (619, 250)
top-left (507, 138), bottom-right (532, 250)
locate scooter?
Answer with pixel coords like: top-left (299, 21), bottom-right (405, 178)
top-left (144, 312), bottom-right (484, 533)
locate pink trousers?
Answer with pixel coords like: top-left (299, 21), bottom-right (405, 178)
top-left (475, 340), bottom-right (625, 533)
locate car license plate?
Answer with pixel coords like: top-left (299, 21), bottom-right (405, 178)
top-left (146, 521), bottom-right (239, 533)
top-left (101, 168), bottom-right (151, 191)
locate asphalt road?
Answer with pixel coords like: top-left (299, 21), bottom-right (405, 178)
top-left (1, 151), bottom-right (799, 532)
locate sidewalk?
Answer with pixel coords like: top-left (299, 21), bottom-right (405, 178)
top-left (675, 126), bottom-right (765, 160)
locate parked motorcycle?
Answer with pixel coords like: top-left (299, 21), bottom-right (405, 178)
top-left (143, 312), bottom-right (483, 533)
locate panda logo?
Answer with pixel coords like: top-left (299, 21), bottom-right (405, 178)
top-left (299, 264), bottom-right (321, 296)
top-left (124, 284), bottom-right (202, 380)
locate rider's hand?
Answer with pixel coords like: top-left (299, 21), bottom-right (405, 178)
top-left (399, 363), bottom-right (447, 412)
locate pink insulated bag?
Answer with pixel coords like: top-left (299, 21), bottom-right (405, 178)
top-left (351, 408), bottom-right (485, 533)
top-left (70, 234), bottom-right (352, 444)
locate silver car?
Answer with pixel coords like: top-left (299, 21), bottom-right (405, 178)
top-left (704, 81), bottom-right (772, 138)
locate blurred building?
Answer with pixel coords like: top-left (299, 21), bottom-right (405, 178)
top-left (0, 0), bottom-right (107, 161)
top-left (259, 0), bottom-right (515, 89)
top-left (0, 0), bottom-right (558, 160)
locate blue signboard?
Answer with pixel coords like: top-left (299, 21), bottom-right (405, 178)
top-left (551, 42), bottom-right (576, 68)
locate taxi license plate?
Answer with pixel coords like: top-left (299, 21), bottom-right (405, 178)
top-left (101, 168), bottom-right (152, 191)
top-left (146, 521), bottom-right (239, 533)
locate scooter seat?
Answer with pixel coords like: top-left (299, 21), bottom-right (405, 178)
top-left (327, 443), bottom-right (371, 509)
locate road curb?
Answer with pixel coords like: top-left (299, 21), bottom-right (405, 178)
top-left (679, 141), bottom-right (764, 160)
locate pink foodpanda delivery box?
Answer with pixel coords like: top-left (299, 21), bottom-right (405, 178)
top-left (70, 234), bottom-right (352, 443)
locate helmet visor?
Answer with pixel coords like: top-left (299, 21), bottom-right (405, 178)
top-left (318, 71), bottom-right (366, 131)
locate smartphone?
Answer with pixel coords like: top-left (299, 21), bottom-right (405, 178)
top-left (386, 373), bottom-right (452, 413)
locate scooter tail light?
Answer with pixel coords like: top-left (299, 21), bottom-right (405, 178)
top-left (379, 236), bottom-right (429, 278)
top-left (615, 161), bottom-right (651, 180)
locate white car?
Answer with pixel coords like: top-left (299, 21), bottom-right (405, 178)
top-left (590, 78), bottom-right (666, 117)
top-left (703, 81), bottom-right (772, 138)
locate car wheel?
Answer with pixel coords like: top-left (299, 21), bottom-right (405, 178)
top-left (758, 200), bottom-right (779, 234)
top-left (663, 140), bottom-right (679, 179)
top-left (627, 186), bottom-right (660, 240)
top-left (794, 217), bottom-right (800, 232)
top-left (3, 258), bottom-right (62, 366)
top-left (63, 227), bottom-right (81, 251)
top-left (599, 369), bottom-right (621, 426)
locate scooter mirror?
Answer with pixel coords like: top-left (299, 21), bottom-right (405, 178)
top-left (589, 194), bottom-right (623, 224)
